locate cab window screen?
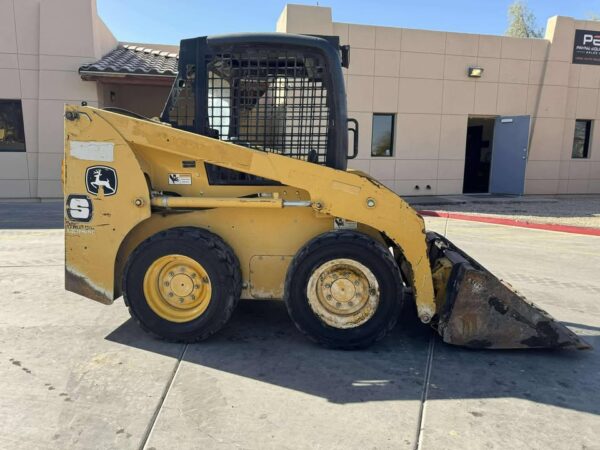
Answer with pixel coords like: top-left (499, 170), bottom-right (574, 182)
top-left (206, 48), bottom-right (330, 165)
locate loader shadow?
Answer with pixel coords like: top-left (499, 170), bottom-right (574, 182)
top-left (106, 300), bottom-right (600, 415)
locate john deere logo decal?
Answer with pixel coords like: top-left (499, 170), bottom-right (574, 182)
top-left (85, 166), bottom-right (118, 196)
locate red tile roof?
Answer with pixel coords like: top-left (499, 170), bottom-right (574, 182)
top-left (79, 44), bottom-right (178, 77)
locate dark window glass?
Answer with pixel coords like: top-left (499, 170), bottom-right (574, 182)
top-left (572, 119), bottom-right (592, 159)
top-left (167, 64), bottom-right (196, 131)
top-left (0, 100), bottom-right (26, 152)
top-left (371, 114), bottom-right (394, 157)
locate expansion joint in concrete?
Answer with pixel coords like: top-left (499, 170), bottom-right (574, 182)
top-left (140, 343), bottom-right (188, 450)
top-left (415, 334), bottom-right (435, 450)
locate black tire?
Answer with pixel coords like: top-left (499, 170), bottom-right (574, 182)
top-left (284, 231), bottom-right (404, 349)
top-left (123, 227), bottom-right (241, 342)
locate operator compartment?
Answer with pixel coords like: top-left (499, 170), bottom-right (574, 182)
top-left (160, 33), bottom-right (352, 189)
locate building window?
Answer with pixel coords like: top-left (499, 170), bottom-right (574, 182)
top-left (572, 119), bottom-right (592, 159)
top-left (0, 100), bottom-right (26, 152)
top-left (371, 113), bottom-right (395, 157)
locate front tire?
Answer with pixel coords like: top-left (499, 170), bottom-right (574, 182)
top-left (284, 231), bottom-right (404, 349)
top-left (123, 227), bottom-right (241, 342)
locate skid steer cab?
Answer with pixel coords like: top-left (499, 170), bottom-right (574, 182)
top-left (63, 33), bottom-right (589, 350)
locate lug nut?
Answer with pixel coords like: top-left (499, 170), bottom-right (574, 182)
top-left (164, 281), bottom-right (170, 287)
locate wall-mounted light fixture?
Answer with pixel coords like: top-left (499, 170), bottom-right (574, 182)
top-left (468, 66), bottom-right (484, 78)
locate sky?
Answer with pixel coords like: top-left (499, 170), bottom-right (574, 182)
top-left (96, 0), bottom-right (600, 45)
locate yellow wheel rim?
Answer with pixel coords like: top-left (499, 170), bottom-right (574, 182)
top-left (306, 258), bottom-right (380, 329)
top-left (143, 254), bottom-right (212, 323)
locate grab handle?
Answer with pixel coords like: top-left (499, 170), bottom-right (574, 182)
top-left (347, 118), bottom-right (359, 159)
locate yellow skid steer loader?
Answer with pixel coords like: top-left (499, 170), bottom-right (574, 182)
top-left (63, 33), bottom-right (589, 350)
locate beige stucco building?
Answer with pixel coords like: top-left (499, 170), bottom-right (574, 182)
top-left (0, 0), bottom-right (117, 199)
top-left (1, 1), bottom-right (600, 199)
top-left (0, 0), bottom-right (173, 200)
top-left (278, 5), bottom-right (600, 196)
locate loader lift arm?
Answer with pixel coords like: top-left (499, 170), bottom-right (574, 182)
top-left (65, 105), bottom-right (438, 323)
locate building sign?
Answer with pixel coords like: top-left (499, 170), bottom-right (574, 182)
top-left (573, 29), bottom-right (600, 65)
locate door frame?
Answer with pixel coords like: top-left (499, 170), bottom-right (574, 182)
top-left (463, 115), bottom-right (497, 194)
top-left (488, 115), bottom-right (531, 196)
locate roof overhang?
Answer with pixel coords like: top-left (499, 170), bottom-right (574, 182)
top-left (80, 71), bottom-right (175, 86)
top-left (78, 43), bottom-right (179, 87)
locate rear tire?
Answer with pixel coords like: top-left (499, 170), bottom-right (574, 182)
top-left (284, 231), bottom-right (404, 349)
top-left (123, 227), bottom-right (241, 342)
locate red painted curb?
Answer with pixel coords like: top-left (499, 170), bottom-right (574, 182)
top-left (418, 210), bottom-right (600, 237)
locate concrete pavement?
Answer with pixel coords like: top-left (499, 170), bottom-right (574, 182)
top-left (0, 203), bottom-right (598, 449)
top-left (422, 216), bottom-right (600, 450)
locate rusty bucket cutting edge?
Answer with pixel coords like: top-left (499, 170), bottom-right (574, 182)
top-left (426, 232), bottom-right (592, 350)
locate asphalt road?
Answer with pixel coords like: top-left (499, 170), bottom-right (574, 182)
top-left (0, 203), bottom-right (598, 449)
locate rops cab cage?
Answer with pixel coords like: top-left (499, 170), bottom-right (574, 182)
top-left (161, 33), bottom-right (355, 185)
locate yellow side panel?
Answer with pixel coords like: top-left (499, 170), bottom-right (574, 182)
top-left (64, 109), bottom-right (151, 303)
top-left (114, 207), bottom-right (338, 300)
top-left (249, 255), bottom-right (293, 299)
